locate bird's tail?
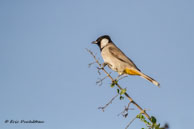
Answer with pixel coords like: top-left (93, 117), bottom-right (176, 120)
top-left (124, 68), bottom-right (160, 87)
top-left (139, 72), bottom-right (160, 87)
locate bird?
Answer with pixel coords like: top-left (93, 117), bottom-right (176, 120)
top-left (92, 35), bottom-right (160, 87)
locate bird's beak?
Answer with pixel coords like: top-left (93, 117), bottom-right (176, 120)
top-left (92, 41), bottom-right (98, 44)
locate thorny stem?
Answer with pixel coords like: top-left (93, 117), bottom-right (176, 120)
top-left (86, 48), bottom-right (152, 122)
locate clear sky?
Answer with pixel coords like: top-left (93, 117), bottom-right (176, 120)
top-left (0, 0), bottom-right (194, 129)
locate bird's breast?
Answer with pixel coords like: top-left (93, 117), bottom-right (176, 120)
top-left (101, 47), bottom-right (120, 72)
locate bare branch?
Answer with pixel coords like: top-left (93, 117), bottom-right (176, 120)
top-left (96, 67), bottom-right (102, 75)
top-left (88, 61), bottom-right (97, 68)
top-left (86, 48), bottom-right (102, 67)
top-left (125, 116), bottom-right (137, 129)
top-left (98, 94), bottom-right (119, 112)
top-left (118, 102), bottom-right (134, 118)
top-left (86, 48), bottom-right (152, 122)
top-left (96, 74), bottom-right (109, 86)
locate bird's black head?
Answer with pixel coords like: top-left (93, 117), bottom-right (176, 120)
top-left (92, 35), bottom-right (112, 50)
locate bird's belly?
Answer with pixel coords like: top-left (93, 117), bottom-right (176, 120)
top-left (104, 57), bottom-right (118, 71)
top-left (101, 51), bottom-right (125, 74)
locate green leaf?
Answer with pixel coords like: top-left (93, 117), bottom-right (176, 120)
top-left (137, 114), bottom-right (145, 121)
top-left (155, 124), bottom-right (160, 129)
top-left (120, 88), bottom-right (126, 95)
top-left (137, 114), bottom-right (159, 129)
top-left (140, 114), bottom-right (144, 120)
top-left (111, 83), bottom-right (115, 88)
top-left (110, 80), bottom-right (117, 88)
top-left (151, 116), bottom-right (157, 124)
top-left (119, 96), bottom-right (124, 100)
top-left (117, 89), bottom-right (120, 94)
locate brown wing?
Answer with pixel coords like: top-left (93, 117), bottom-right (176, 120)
top-left (108, 44), bottom-right (141, 71)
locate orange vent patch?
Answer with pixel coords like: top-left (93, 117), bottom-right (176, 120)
top-left (123, 68), bottom-right (141, 75)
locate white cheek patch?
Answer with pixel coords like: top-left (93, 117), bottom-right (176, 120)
top-left (101, 38), bottom-right (109, 48)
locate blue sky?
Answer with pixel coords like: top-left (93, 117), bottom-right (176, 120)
top-left (0, 0), bottom-right (194, 129)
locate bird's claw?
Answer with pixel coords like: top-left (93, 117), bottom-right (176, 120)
top-left (97, 63), bottom-right (107, 70)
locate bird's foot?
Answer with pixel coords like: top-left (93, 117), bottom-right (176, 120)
top-left (97, 63), bottom-right (107, 70)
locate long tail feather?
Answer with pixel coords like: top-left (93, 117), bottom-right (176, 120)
top-left (124, 68), bottom-right (160, 87)
top-left (140, 72), bottom-right (160, 87)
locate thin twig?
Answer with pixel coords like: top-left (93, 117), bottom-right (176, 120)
top-left (96, 67), bottom-right (102, 75)
top-left (125, 116), bottom-right (137, 129)
top-left (88, 61), bottom-right (97, 68)
top-left (96, 74), bottom-right (110, 86)
top-left (118, 102), bottom-right (134, 118)
top-left (98, 94), bottom-right (119, 112)
top-left (86, 48), bottom-right (152, 121)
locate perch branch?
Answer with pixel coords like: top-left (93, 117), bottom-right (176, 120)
top-left (86, 48), bottom-right (152, 122)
